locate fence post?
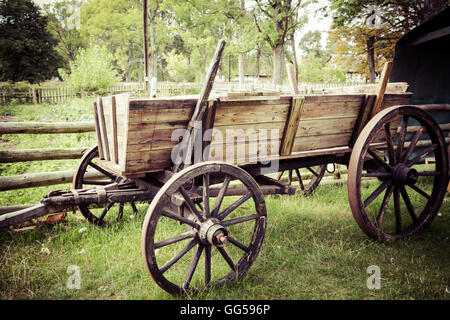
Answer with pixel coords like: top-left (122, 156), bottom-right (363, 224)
top-left (32, 88), bottom-right (38, 104)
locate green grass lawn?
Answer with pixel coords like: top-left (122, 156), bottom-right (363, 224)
top-left (0, 98), bottom-right (449, 300)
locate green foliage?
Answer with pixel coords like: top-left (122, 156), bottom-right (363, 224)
top-left (164, 50), bottom-right (196, 82)
top-left (59, 45), bottom-right (119, 94)
top-left (0, 0), bottom-right (64, 83)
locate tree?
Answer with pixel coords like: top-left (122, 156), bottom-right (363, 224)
top-left (250, 0), bottom-right (306, 86)
top-left (0, 0), bottom-right (63, 83)
top-left (327, 0), bottom-right (449, 83)
top-left (43, 0), bottom-right (85, 66)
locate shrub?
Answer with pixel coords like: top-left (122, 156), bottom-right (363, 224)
top-left (59, 44), bottom-right (119, 95)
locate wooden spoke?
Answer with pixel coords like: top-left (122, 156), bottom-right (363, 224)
top-left (183, 245), bottom-right (204, 290)
top-left (228, 236), bottom-right (249, 252)
top-left (117, 202), bottom-right (124, 221)
top-left (376, 184), bottom-right (394, 227)
top-left (295, 169), bottom-right (305, 190)
top-left (306, 167), bottom-right (319, 177)
top-left (396, 115), bottom-right (409, 164)
top-left (204, 246), bottom-right (211, 286)
top-left (211, 175), bottom-right (231, 217)
top-left (367, 148), bottom-right (393, 172)
top-left (154, 231), bottom-right (196, 249)
top-left (202, 173), bottom-right (210, 217)
top-left (393, 187), bottom-right (402, 233)
top-left (399, 186), bottom-right (418, 224)
top-left (402, 127), bottom-right (424, 162)
top-left (276, 170), bottom-right (284, 181)
top-left (160, 239), bottom-right (198, 274)
top-left (221, 213), bottom-right (260, 227)
top-left (87, 161), bottom-right (117, 180)
top-left (384, 123), bottom-right (396, 166)
top-left (407, 184), bottom-right (432, 201)
top-left (130, 202), bottom-right (138, 214)
top-left (161, 210), bottom-right (200, 229)
top-left (417, 171), bottom-right (441, 176)
top-left (362, 172), bottom-right (392, 178)
top-left (364, 180), bottom-right (391, 208)
top-left (179, 187), bottom-right (204, 222)
top-left (98, 202), bottom-right (114, 222)
top-left (217, 192), bottom-right (252, 221)
top-left (406, 144), bottom-right (437, 167)
top-left (217, 247), bottom-right (236, 272)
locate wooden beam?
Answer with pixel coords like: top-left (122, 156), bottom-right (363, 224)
top-left (93, 101), bottom-right (104, 159)
top-left (371, 61), bottom-right (393, 117)
top-left (280, 97), bottom-right (304, 156)
top-left (0, 147), bottom-right (89, 163)
top-left (0, 121), bottom-right (95, 134)
top-left (0, 169), bottom-right (103, 191)
top-left (97, 97), bottom-right (111, 161)
top-left (111, 96), bottom-right (119, 164)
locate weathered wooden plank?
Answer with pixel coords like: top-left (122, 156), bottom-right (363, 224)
top-left (292, 132), bottom-right (353, 153)
top-left (97, 98), bottom-right (110, 161)
top-left (0, 147), bottom-right (89, 163)
top-left (371, 61), bottom-right (393, 117)
top-left (214, 103), bottom-right (290, 125)
top-left (280, 97), bottom-right (304, 156)
top-left (111, 96), bottom-right (119, 164)
top-left (0, 169), bottom-right (103, 191)
top-left (0, 121), bottom-right (95, 134)
top-left (296, 116), bottom-right (357, 137)
top-left (92, 102), bottom-right (104, 159)
top-left (349, 94), bottom-right (376, 148)
top-left (300, 96), bottom-right (365, 120)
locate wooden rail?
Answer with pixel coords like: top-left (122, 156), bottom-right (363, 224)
top-left (0, 147), bottom-right (89, 163)
top-left (0, 121), bottom-right (95, 134)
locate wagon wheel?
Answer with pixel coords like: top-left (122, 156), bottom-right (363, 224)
top-left (73, 146), bottom-right (139, 225)
top-left (348, 106), bottom-right (448, 241)
top-left (276, 165), bottom-right (326, 196)
top-left (141, 161), bottom-right (267, 295)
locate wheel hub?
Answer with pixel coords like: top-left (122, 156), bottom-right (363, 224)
top-left (393, 164), bottom-right (418, 185)
top-left (198, 218), bottom-right (228, 247)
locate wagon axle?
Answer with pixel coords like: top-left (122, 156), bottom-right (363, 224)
top-left (392, 164), bottom-right (418, 186)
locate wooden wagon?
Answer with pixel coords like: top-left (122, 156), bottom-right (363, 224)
top-left (0, 41), bottom-right (448, 295)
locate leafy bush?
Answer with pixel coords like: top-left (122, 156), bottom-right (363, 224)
top-left (59, 44), bottom-right (119, 95)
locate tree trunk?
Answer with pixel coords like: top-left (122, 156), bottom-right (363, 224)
top-left (149, 20), bottom-right (157, 81)
top-left (239, 53), bottom-right (245, 86)
top-left (272, 44), bottom-right (284, 87)
top-left (290, 36), bottom-right (298, 85)
top-left (366, 37), bottom-right (376, 83)
top-left (200, 44), bottom-right (207, 83)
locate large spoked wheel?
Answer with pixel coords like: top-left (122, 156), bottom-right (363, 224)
top-left (141, 161), bottom-right (267, 295)
top-left (276, 165), bottom-right (326, 196)
top-left (73, 146), bottom-right (138, 225)
top-left (348, 106), bottom-right (449, 241)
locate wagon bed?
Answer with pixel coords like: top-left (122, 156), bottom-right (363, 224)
top-left (94, 91), bottom-right (412, 177)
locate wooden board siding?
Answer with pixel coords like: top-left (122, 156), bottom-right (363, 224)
top-left (206, 96), bottom-right (290, 164)
top-left (93, 92), bottom-right (412, 177)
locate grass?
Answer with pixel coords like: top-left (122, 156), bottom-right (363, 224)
top-left (0, 98), bottom-right (449, 300)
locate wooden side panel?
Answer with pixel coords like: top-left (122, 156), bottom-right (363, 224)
top-left (207, 97), bottom-right (290, 164)
top-left (291, 94), bottom-right (365, 152)
top-left (114, 93), bottom-right (129, 170)
top-left (123, 98), bottom-right (197, 174)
